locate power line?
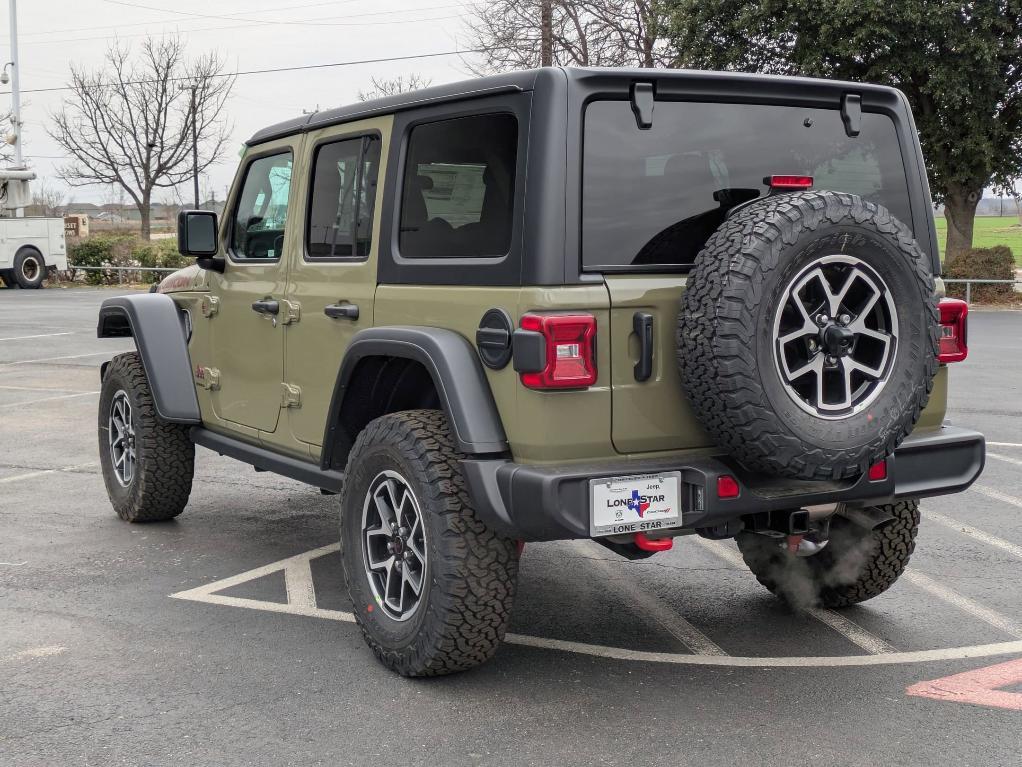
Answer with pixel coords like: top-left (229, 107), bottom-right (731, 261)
top-left (0, 49), bottom-right (486, 96)
top-left (99, 0), bottom-right (467, 29)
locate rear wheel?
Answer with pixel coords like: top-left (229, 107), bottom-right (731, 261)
top-left (98, 352), bottom-right (195, 522)
top-left (339, 409), bottom-right (519, 676)
top-left (736, 500), bottom-right (920, 608)
top-left (13, 249), bottom-right (46, 289)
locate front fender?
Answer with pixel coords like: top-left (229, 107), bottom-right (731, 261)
top-left (324, 326), bottom-right (509, 464)
top-left (97, 293), bottom-right (201, 424)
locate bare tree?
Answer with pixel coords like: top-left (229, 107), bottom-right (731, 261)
top-left (357, 74), bottom-right (433, 102)
top-left (31, 179), bottom-right (65, 216)
top-left (464, 0), bottom-right (672, 73)
top-left (49, 37), bottom-right (234, 239)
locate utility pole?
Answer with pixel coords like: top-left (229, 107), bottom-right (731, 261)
top-left (6, 0), bottom-right (24, 216)
top-left (540, 0), bottom-right (553, 67)
top-left (179, 82), bottom-right (199, 208)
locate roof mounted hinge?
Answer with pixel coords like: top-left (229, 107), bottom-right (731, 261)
top-left (280, 299), bottom-right (301, 325)
top-left (194, 365), bottom-right (221, 391)
top-left (841, 93), bottom-right (862, 137)
top-left (281, 382), bottom-right (302, 408)
top-left (200, 295), bottom-right (220, 318)
top-left (630, 81), bottom-right (655, 130)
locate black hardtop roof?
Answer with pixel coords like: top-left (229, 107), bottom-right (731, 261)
top-left (247, 66), bottom-right (904, 146)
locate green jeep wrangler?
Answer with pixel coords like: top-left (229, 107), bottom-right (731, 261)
top-left (96, 67), bottom-right (985, 676)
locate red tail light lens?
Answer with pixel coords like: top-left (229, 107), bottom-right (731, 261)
top-left (937, 298), bottom-right (968, 363)
top-left (767, 175), bottom-right (813, 190)
top-left (868, 459), bottom-right (888, 481)
top-left (519, 313), bottom-right (597, 389)
top-left (716, 475), bottom-right (740, 499)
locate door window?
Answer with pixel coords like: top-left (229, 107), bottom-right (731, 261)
top-left (306, 136), bottom-right (381, 259)
top-left (230, 151), bottom-right (293, 260)
top-left (398, 113), bottom-right (517, 259)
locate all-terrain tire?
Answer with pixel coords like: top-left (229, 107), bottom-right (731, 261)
top-left (98, 352), bottom-right (194, 522)
top-left (677, 191), bottom-right (939, 480)
top-left (13, 248), bottom-right (46, 289)
top-left (736, 500), bottom-right (920, 608)
top-left (339, 409), bottom-right (519, 677)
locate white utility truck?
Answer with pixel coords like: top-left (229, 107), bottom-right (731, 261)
top-left (0, 169), bottom-right (67, 289)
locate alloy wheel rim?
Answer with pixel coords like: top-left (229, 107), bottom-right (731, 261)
top-left (108, 390), bottom-right (136, 486)
top-left (360, 470), bottom-right (428, 621)
top-left (772, 254), bottom-right (899, 420)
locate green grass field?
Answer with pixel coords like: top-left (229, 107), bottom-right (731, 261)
top-left (934, 215), bottom-right (1022, 266)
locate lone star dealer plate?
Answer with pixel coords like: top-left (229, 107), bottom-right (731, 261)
top-left (589, 472), bottom-right (682, 537)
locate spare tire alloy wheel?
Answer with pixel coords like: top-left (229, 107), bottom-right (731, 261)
top-left (773, 255), bottom-right (898, 419)
top-left (361, 470), bottom-right (428, 621)
top-left (677, 191), bottom-right (939, 481)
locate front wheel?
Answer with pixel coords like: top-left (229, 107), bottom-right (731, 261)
top-left (13, 249), bottom-right (46, 289)
top-left (339, 410), bottom-right (519, 676)
top-left (736, 500), bottom-right (920, 608)
top-left (98, 352), bottom-right (195, 522)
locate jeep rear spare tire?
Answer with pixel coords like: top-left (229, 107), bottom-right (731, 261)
top-left (677, 191), bottom-right (939, 481)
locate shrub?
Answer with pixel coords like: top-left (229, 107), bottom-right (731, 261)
top-left (69, 235), bottom-right (188, 285)
top-left (944, 245), bottom-right (1016, 303)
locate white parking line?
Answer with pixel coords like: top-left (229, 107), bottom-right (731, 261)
top-left (692, 537), bottom-right (898, 654)
top-left (0, 462), bottom-right (97, 485)
top-left (283, 558), bottom-right (319, 609)
top-left (988, 452), bottom-right (1022, 468)
top-left (903, 570), bottom-right (1022, 639)
top-left (971, 485), bottom-right (1022, 511)
top-left (924, 508), bottom-right (1022, 560)
top-left (1, 391), bottom-right (98, 408)
top-left (577, 542), bottom-right (727, 656)
top-left (0, 351), bottom-right (111, 366)
top-left (988, 442), bottom-right (1022, 449)
top-left (170, 543), bottom-right (1022, 668)
top-left (0, 385), bottom-right (95, 393)
top-left (0, 332), bottom-right (74, 342)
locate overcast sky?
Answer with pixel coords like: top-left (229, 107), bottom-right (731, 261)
top-left (1, 0), bottom-right (478, 204)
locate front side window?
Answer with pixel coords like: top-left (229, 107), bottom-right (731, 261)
top-left (307, 136), bottom-right (381, 259)
top-left (582, 101), bottom-right (913, 271)
top-left (230, 151), bottom-right (293, 260)
top-left (399, 113), bottom-right (517, 259)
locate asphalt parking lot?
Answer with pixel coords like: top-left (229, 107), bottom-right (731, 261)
top-left (3, 286), bottom-right (1022, 766)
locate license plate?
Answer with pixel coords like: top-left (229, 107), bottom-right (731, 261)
top-left (589, 472), bottom-right (682, 538)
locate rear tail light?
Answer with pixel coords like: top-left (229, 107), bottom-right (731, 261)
top-left (716, 475), bottom-right (740, 499)
top-left (518, 313), bottom-right (597, 389)
top-left (868, 459), bottom-right (888, 481)
top-left (766, 175), bottom-right (813, 190)
top-left (937, 298), bottom-right (968, 363)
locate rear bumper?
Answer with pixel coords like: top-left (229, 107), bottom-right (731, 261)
top-left (463, 426), bottom-right (986, 541)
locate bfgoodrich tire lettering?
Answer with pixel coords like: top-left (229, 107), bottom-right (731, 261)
top-left (98, 352), bottom-right (194, 522)
top-left (339, 409), bottom-right (519, 677)
top-left (677, 191), bottom-right (939, 481)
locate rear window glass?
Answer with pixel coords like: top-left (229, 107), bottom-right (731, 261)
top-left (399, 113), bottom-right (517, 259)
top-left (582, 101), bottom-right (913, 271)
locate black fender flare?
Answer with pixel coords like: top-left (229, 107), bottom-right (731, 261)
top-left (322, 326), bottom-right (509, 466)
top-left (97, 293), bottom-right (201, 424)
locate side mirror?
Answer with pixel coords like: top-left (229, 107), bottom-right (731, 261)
top-left (178, 210), bottom-right (218, 257)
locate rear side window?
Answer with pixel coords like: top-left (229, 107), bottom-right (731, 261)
top-left (582, 101), bottom-right (913, 271)
top-left (230, 152), bottom-right (292, 260)
top-left (399, 114), bottom-right (517, 259)
top-left (307, 136), bottom-right (381, 260)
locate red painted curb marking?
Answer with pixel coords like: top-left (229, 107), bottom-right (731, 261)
top-left (907, 657), bottom-right (1022, 710)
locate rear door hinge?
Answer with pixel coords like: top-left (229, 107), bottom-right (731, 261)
top-left (281, 382), bottom-right (302, 408)
top-left (194, 365), bottom-right (221, 390)
top-left (200, 295), bottom-right (220, 318)
top-left (280, 300), bottom-right (301, 325)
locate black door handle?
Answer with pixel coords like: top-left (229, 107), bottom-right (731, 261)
top-left (633, 311), bottom-right (653, 382)
top-left (252, 299), bottom-right (280, 315)
top-left (324, 303), bottom-right (359, 320)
